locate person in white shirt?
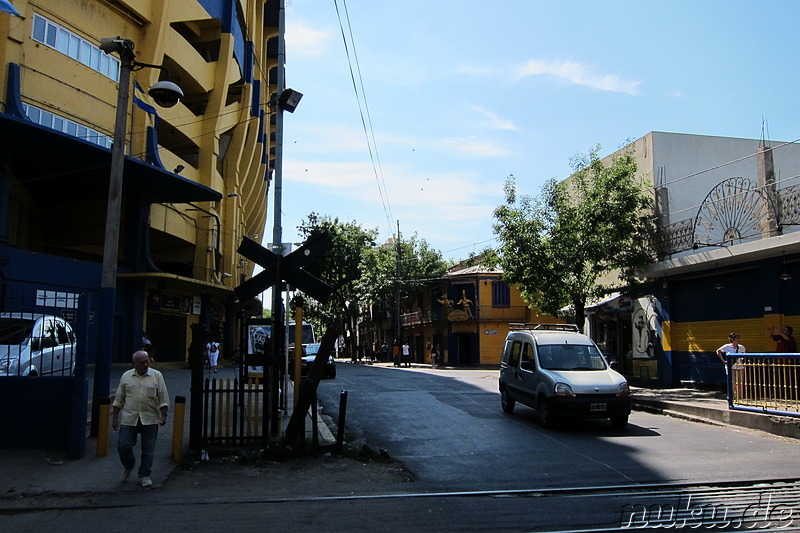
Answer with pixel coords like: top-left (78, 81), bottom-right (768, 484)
top-left (112, 350), bottom-right (169, 487)
top-left (716, 332), bottom-right (745, 364)
top-left (205, 339), bottom-right (221, 373)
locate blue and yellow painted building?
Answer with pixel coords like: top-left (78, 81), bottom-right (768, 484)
top-left (587, 132), bottom-right (800, 387)
top-left (0, 1), bottom-right (281, 362)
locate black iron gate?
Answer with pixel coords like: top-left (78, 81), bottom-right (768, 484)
top-left (201, 375), bottom-right (267, 446)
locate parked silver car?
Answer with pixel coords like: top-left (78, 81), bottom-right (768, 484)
top-left (499, 323), bottom-right (631, 428)
top-left (0, 313), bottom-right (76, 377)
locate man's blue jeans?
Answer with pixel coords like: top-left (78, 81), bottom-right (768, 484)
top-left (118, 422), bottom-right (159, 478)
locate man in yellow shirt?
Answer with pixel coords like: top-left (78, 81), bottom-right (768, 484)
top-left (112, 350), bottom-right (169, 487)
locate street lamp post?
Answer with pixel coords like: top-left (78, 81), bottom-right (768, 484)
top-left (91, 38), bottom-right (183, 436)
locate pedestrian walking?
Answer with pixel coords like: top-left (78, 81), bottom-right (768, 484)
top-left (402, 342), bottom-right (410, 367)
top-left (112, 350), bottom-right (170, 488)
top-left (205, 338), bottom-right (221, 373)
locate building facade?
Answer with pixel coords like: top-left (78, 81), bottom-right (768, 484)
top-left (360, 265), bottom-right (560, 367)
top-left (585, 132), bottom-right (800, 387)
top-left (0, 1), bottom-right (280, 363)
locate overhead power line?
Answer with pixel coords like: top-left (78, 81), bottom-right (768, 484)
top-left (332, 0), bottom-right (395, 237)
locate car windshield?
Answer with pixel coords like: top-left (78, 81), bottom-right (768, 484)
top-left (0, 318), bottom-right (35, 345)
top-left (537, 343), bottom-right (607, 371)
top-left (304, 344), bottom-right (321, 356)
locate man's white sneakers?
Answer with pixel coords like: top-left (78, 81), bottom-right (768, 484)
top-left (140, 476), bottom-right (153, 487)
top-left (120, 469), bottom-right (132, 482)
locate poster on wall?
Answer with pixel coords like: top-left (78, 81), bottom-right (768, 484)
top-left (631, 297), bottom-right (662, 359)
top-left (246, 324), bottom-right (271, 376)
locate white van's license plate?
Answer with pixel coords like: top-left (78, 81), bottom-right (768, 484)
top-left (590, 403), bottom-right (607, 412)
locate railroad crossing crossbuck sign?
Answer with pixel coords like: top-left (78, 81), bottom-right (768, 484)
top-left (234, 233), bottom-right (334, 304)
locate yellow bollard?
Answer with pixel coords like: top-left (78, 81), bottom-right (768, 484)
top-left (171, 396), bottom-right (186, 462)
top-left (95, 397), bottom-right (111, 457)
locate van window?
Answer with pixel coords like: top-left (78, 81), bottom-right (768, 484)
top-left (520, 343), bottom-right (535, 371)
top-left (538, 344), bottom-right (606, 370)
top-left (288, 323), bottom-right (316, 345)
top-left (509, 340), bottom-right (522, 368)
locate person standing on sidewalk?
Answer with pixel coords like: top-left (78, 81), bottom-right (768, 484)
top-left (112, 350), bottom-right (170, 488)
top-left (716, 332), bottom-right (745, 365)
top-left (205, 338), bottom-right (221, 373)
top-left (768, 325), bottom-right (797, 353)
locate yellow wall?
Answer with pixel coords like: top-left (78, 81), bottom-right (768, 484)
top-left (665, 314), bottom-right (800, 353)
top-left (5, 0), bottom-right (273, 285)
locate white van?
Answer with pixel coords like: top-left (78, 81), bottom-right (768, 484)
top-left (499, 323), bottom-right (631, 428)
top-left (0, 313), bottom-right (76, 377)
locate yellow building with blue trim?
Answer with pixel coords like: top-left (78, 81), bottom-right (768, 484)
top-left (0, 0), bottom-right (281, 362)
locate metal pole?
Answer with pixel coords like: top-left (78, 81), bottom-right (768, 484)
top-left (395, 220), bottom-right (401, 350)
top-left (92, 43), bottom-right (134, 437)
top-left (269, 0), bottom-right (287, 438)
top-left (335, 390), bottom-right (348, 455)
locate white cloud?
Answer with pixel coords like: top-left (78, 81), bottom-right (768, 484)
top-left (287, 124), bottom-right (370, 154)
top-left (285, 20), bottom-right (331, 58)
top-left (284, 159), bottom-right (501, 222)
top-left (284, 159), bottom-right (375, 187)
top-left (515, 59), bottom-right (642, 95)
top-left (471, 106), bottom-right (519, 131)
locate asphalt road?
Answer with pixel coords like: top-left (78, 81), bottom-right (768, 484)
top-left (315, 363), bottom-right (800, 494)
top-left (5, 362), bottom-right (800, 532)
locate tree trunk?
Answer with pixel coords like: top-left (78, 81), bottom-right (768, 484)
top-left (573, 297), bottom-right (586, 332)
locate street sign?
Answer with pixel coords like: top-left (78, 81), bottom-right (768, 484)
top-left (235, 232), bottom-right (334, 304)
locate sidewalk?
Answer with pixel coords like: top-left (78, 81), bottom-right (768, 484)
top-left (631, 386), bottom-right (800, 439)
top-left (0, 366), bottom-right (334, 501)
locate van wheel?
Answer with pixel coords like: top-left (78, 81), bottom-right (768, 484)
top-left (538, 398), bottom-right (556, 428)
top-left (610, 415), bottom-right (629, 429)
top-left (500, 388), bottom-right (515, 414)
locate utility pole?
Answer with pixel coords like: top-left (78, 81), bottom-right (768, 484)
top-left (269, 0), bottom-right (287, 438)
top-left (395, 220), bottom-right (401, 348)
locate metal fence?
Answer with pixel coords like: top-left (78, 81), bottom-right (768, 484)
top-left (1, 293), bottom-right (83, 378)
top-left (202, 376), bottom-right (266, 445)
top-left (727, 353), bottom-right (800, 418)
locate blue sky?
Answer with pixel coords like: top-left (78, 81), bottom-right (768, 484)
top-left (279, 0), bottom-right (800, 262)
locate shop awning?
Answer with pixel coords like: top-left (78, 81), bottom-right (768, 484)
top-left (0, 113), bottom-right (221, 203)
top-left (585, 292), bottom-right (632, 313)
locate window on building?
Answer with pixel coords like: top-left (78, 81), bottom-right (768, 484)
top-left (22, 103), bottom-right (113, 149)
top-left (31, 14), bottom-right (120, 82)
top-left (492, 281), bottom-right (511, 308)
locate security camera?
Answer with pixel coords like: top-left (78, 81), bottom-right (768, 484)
top-left (148, 81), bottom-right (184, 108)
top-left (99, 37), bottom-right (133, 55)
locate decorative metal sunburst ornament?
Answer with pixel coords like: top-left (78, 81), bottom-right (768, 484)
top-left (693, 177), bottom-right (778, 248)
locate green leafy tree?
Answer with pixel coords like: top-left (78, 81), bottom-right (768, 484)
top-left (492, 144), bottom-right (655, 329)
top-left (296, 213), bottom-right (378, 357)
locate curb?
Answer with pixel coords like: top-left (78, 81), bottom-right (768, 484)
top-left (632, 398), bottom-right (800, 439)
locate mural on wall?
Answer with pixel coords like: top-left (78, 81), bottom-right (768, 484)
top-left (439, 288), bottom-right (474, 322)
top-left (632, 296), bottom-right (662, 359)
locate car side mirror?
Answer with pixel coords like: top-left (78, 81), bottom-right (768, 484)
top-left (520, 360), bottom-right (535, 372)
top-left (610, 360), bottom-right (620, 371)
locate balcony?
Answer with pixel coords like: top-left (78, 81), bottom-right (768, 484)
top-left (399, 305), bottom-right (530, 325)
